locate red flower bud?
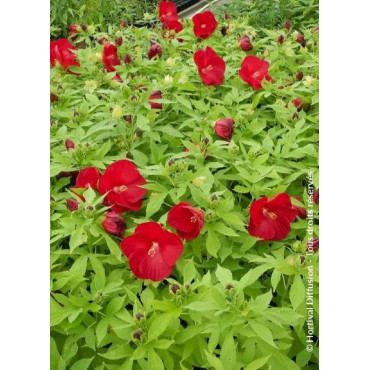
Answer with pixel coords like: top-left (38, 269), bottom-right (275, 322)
top-left (133, 329), bottom-right (143, 340)
top-left (292, 196), bottom-right (307, 219)
top-left (224, 12), bottom-right (230, 20)
top-left (221, 26), bottom-right (228, 36)
top-left (65, 139), bottom-right (75, 150)
top-left (120, 20), bottom-right (128, 28)
top-left (125, 115), bottom-right (132, 123)
top-left (148, 44), bottom-right (162, 60)
top-left (81, 24), bottom-right (87, 31)
top-left (170, 284), bottom-right (180, 294)
top-left (98, 36), bottom-right (107, 45)
top-left (277, 34), bottom-right (284, 44)
top-left (135, 312), bottom-right (144, 321)
top-left (296, 34), bottom-right (306, 47)
top-left (239, 35), bottom-right (253, 51)
top-left (292, 98), bottom-right (304, 111)
top-left (284, 20), bottom-right (291, 30)
top-left (313, 189), bottom-right (319, 204)
top-left (66, 198), bottom-right (79, 212)
top-left (296, 71), bottom-right (304, 81)
top-left (50, 93), bottom-right (58, 102)
top-left (312, 237), bottom-right (319, 252)
top-left (102, 212), bottom-right (125, 237)
top-left (123, 54), bottom-right (132, 64)
top-left (149, 90), bottom-right (163, 110)
top-left (292, 112), bottom-right (299, 119)
top-left (225, 284), bottom-right (233, 291)
top-left (214, 118), bottom-right (235, 141)
top-left (115, 36), bottom-right (123, 46)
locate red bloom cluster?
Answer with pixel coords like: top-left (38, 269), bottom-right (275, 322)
top-left (192, 11), bottom-right (218, 39)
top-left (239, 55), bottom-right (273, 90)
top-left (194, 46), bottom-right (226, 86)
top-left (102, 42), bottom-right (120, 72)
top-left (248, 193), bottom-right (298, 241)
top-left (50, 39), bottom-right (80, 73)
top-left (121, 222), bottom-right (183, 281)
top-left (99, 160), bottom-right (147, 213)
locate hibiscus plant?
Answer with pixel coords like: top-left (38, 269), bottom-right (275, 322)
top-left (51, 1), bottom-right (319, 369)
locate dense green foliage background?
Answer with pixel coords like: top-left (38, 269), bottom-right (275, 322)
top-left (50, 2), bottom-right (319, 369)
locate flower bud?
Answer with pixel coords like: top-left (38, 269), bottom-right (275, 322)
top-left (239, 36), bottom-right (253, 51)
top-left (166, 57), bottom-right (175, 67)
top-left (225, 284), bottom-right (233, 291)
top-left (202, 137), bottom-right (209, 145)
top-left (292, 112), bottom-right (299, 120)
top-left (313, 189), bottom-right (319, 204)
top-left (50, 93), bottom-right (58, 102)
top-left (102, 212), bottom-right (125, 237)
top-left (296, 71), bottom-right (304, 81)
top-left (120, 20), bottom-right (128, 28)
top-left (214, 118), bottom-right (235, 141)
top-left (296, 34), bottom-right (306, 47)
top-left (221, 26), bottom-right (228, 36)
top-left (112, 105), bottom-right (124, 119)
top-left (277, 34), bottom-right (284, 44)
top-left (81, 24), bottom-right (87, 31)
top-left (210, 194), bottom-right (218, 202)
top-left (65, 139), bottom-right (75, 150)
top-left (98, 36), bottom-right (107, 45)
top-left (167, 158), bottom-right (175, 166)
top-left (164, 75), bottom-right (173, 85)
top-left (136, 312), bottom-right (144, 321)
top-left (133, 329), bottom-right (143, 340)
top-left (115, 36), bottom-right (123, 46)
top-left (224, 13), bottom-right (230, 20)
top-left (149, 90), bottom-right (163, 110)
top-left (125, 115), bottom-right (132, 123)
top-left (66, 198), bottom-right (79, 212)
top-left (123, 54), bottom-right (132, 64)
top-left (148, 44), bottom-right (162, 60)
top-left (170, 284), bottom-right (180, 294)
top-left (284, 20), bottom-right (291, 30)
top-left (312, 237), bottom-right (319, 252)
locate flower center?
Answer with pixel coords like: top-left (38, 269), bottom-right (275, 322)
top-left (202, 65), bottom-right (213, 73)
top-left (201, 24), bottom-right (207, 29)
top-left (148, 242), bottom-right (159, 257)
top-left (252, 71), bottom-right (261, 78)
top-left (114, 185), bottom-right (127, 193)
top-left (190, 216), bottom-right (197, 223)
top-left (262, 208), bottom-right (277, 220)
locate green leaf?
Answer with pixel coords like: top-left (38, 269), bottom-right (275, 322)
top-left (290, 274), bottom-right (305, 310)
top-left (148, 314), bottom-right (171, 341)
top-left (148, 349), bottom-right (164, 370)
top-left (250, 320), bottom-right (276, 348)
top-left (206, 230), bottom-right (220, 257)
top-left (69, 357), bottom-right (94, 370)
top-left (146, 193), bottom-right (167, 219)
top-left (215, 265), bottom-right (233, 284)
top-left (204, 351), bottom-right (225, 370)
top-left (245, 355), bottom-right (271, 370)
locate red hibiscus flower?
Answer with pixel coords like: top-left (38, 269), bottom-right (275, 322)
top-left (162, 19), bottom-right (183, 34)
top-left (292, 196), bottom-right (307, 219)
top-left (73, 167), bottom-right (100, 190)
top-left (159, 1), bottom-right (178, 23)
top-left (99, 160), bottom-right (147, 213)
top-left (192, 11), bottom-right (218, 39)
top-left (214, 118), bottom-right (235, 141)
top-left (121, 222), bottom-right (183, 281)
top-left (50, 39), bottom-right (80, 73)
top-left (149, 90), bottom-right (163, 110)
top-left (239, 36), bottom-right (253, 51)
top-left (239, 55), bottom-right (273, 90)
top-left (102, 212), bottom-right (125, 237)
top-left (167, 202), bottom-right (204, 240)
top-left (71, 167), bottom-right (100, 201)
top-left (102, 42), bottom-right (120, 72)
top-left (248, 193), bottom-right (298, 241)
top-left (148, 44), bottom-right (162, 60)
top-left (194, 46), bottom-right (226, 86)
